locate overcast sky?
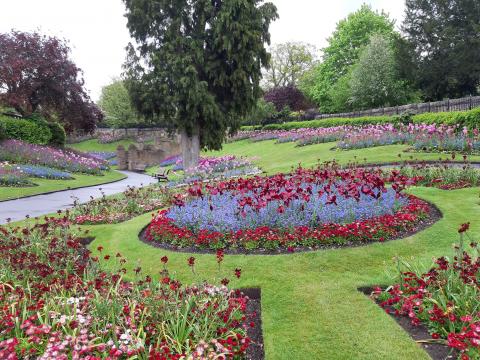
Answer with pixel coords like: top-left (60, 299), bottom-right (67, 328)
top-left (0, 0), bottom-right (406, 100)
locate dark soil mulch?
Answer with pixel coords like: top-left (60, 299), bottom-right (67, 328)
top-left (138, 200), bottom-right (442, 256)
top-left (241, 288), bottom-right (264, 360)
top-left (359, 287), bottom-right (458, 360)
top-left (78, 237), bottom-right (96, 246)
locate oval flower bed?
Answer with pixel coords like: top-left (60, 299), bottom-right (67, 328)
top-left (145, 166), bottom-right (434, 253)
top-left (0, 217), bottom-right (254, 358)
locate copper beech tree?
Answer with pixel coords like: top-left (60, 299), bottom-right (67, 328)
top-left (0, 31), bottom-right (102, 132)
top-left (123, 0), bottom-right (278, 170)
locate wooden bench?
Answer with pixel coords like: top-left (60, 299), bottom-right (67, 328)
top-left (152, 169), bottom-right (170, 183)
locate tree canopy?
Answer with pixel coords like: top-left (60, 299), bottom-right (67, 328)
top-left (349, 34), bottom-right (419, 110)
top-left (403, 0), bottom-right (480, 100)
top-left (123, 0), bottom-right (277, 169)
top-left (299, 5), bottom-right (395, 112)
top-left (262, 42), bottom-right (317, 89)
top-left (97, 79), bottom-right (141, 128)
top-left (0, 31), bottom-right (102, 133)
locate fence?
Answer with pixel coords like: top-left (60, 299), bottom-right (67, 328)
top-left (314, 95), bottom-right (480, 120)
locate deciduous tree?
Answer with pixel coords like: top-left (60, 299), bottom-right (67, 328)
top-left (0, 31), bottom-right (102, 132)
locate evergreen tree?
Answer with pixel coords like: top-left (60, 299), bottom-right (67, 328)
top-left (403, 0), bottom-right (480, 100)
top-left (123, 0), bottom-right (277, 169)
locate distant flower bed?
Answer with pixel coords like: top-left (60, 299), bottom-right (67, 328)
top-left (15, 164), bottom-right (73, 180)
top-left (374, 224), bottom-right (479, 360)
top-left (232, 124), bottom-right (480, 154)
top-left (338, 124), bottom-right (480, 153)
top-left (97, 133), bottom-right (129, 144)
top-left (167, 155), bottom-right (260, 186)
top-left (70, 186), bottom-right (171, 225)
top-left (146, 165), bottom-right (430, 252)
top-left (0, 166), bottom-right (34, 187)
top-left (88, 151), bottom-right (117, 161)
top-left (0, 140), bottom-right (107, 175)
top-left (159, 154), bottom-right (181, 167)
top-left (0, 216), bottom-right (251, 358)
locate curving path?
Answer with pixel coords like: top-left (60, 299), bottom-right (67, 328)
top-left (0, 171), bottom-right (157, 224)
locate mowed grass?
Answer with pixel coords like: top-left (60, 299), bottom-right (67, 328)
top-left (0, 170), bottom-right (126, 201)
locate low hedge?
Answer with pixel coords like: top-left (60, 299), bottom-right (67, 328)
top-left (412, 108), bottom-right (480, 129)
top-left (0, 115), bottom-right (52, 145)
top-left (240, 107), bottom-right (480, 131)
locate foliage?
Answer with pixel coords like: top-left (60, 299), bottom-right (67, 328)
top-left (0, 217), bottom-right (251, 358)
top-left (300, 5), bottom-right (396, 112)
top-left (376, 224), bottom-right (480, 359)
top-left (123, 0), bottom-right (278, 169)
top-left (349, 34), bottom-right (420, 109)
top-left (263, 85), bottom-right (310, 112)
top-left (262, 42), bottom-right (317, 89)
top-left (0, 31), bottom-right (103, 132)
top-left (97, 78), bottom-right (142, 128)
top-left (243, 98), bottom-right (278, 126)
top-left (71, 186), bottom-right (171, 224)
top-left (0, 115), bottom-right (52, 145)
top-left (403, 0), bottom-right (480, 100)
top-left (0, 140), bottom-right (107, 174)
top-left (47, 121), bottom-right (67, 146)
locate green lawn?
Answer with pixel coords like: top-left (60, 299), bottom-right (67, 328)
top-left (12, 139), bottom-right (480, 359)
top-left (68, 138), bottom-right (138, 152)
top-left (0, 170), bottom-right (126, 201)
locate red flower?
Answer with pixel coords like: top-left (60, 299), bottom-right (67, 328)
top-left (161, 256), bottom-right (168, 264)
top-left (187, 257), bottom-right (195, 267)
top-left (234, 268), bottom-right (242, 279)
top-left (458, 223), bottom-right (470, 233)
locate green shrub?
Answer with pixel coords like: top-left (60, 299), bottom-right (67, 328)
top-left (0, 115), bottom-right (52, 144)
top-left (47, 122), bottom-right (66, 146)
top-left (0, 120), bottom-right (6, 141)
top-left (412, 108), bottom-right (480, 129)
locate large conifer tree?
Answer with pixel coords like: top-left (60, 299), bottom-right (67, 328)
top-left (123, 0), bottom-right (277, 169)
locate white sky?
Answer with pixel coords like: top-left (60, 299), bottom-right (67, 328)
top-left (0, 0), bottom-right (405, 101)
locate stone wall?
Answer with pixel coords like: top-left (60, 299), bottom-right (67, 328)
top-left (117, 136), bottom-right (181, 172)
top-left (96, 128), bottom-right (169, 140)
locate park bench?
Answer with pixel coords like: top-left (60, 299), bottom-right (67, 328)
top-left (152, 169), bottom-right (170, 183)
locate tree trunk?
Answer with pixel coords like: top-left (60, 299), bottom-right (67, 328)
top-left (180, 125), bottom-right (200, 172)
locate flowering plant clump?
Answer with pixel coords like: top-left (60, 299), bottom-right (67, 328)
top-left (0, 217), bottom-right (252, 359)
top-left (0, 166), bottom-right (34, 187)
top-left (147, 164), bottom-right (430, 251)
top-left (168, 155), bottom-right (260, 186)
top-left (397, 157), bottom-right (480, 190)
top-left (88, 151), bottom-right (117, 161)
top-left (159, 154), bottom-right (181, 167)
top-left (14, 164), bottom-right (73, 180)
top-left (374, 224), bottom-right (480, 360)
top-left (70, 186), bottom-right (172, 225)
top-left (0, 140), bottom-right (107, 175)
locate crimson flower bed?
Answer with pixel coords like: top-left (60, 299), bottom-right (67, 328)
top-left (145, 165), bottom-right (432, 253)
top-left (373, 224), bottom-right (480, 360)
top-left (0, 217), bottom-right (255, 359)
